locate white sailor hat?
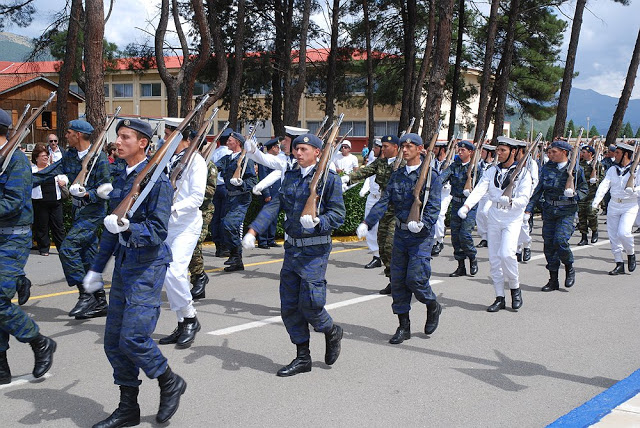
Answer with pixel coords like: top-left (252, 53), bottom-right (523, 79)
top-left (284, 125), bottom-right (309, 138)
top-left (163, 117), bottom-right (182, 128)
top-left (482, 144), bottom-right (496, 151)
top-left (616, 142), bottom-right (635, 152)
top-left (496, 136), bottom-right (523, 148)
top-left (374, 138), bottom-right (383, 147)
top-left (435, 140), bottom-right (447, 147)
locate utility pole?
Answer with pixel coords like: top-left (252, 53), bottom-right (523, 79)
top-left (586, 116), bottom-right (590, 138)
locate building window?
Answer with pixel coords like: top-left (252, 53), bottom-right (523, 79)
top-left (140, 83), bottom-right (161, 97)
top-left (70, 84), bottom-right (85, 97)
top-left (104, 84), bottom-right (109, 97)
top-left (373, 121), bottom-right (399, 137)
top-left (339, 120), bottom-right (366, 137)
top-left (112, 83), bottom-right (133, 98)
top-left (193, 82), bottom-right (211, 96)
top-left (306, 121), bottom-right (321, 135)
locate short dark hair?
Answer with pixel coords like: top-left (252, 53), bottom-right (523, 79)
top-left (31, 143), bottom-right (48, 164)
top-left (0, 124), bottom-right (8, 137)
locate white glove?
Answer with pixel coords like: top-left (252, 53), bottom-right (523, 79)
top-left (340, 175), bottom-right (350, 184)
top-left (97, 183), bottom-right (113, 199)
top-left (443, 183), bottom-right (451, 191)
top-left (300, 215), bottom-right (320, 229)
top-left (625, 186), bottom-right (635, 195)
top-left (523, 212), bottom-right (531, 222)
top-left (56, 174), bottom-right (69, 186)
top-left (458, 206), bottom-right (469, 219)
top-left (564, 188), bottom-right (575, 198)
top-left (589, 177), bottom-right (597, 184)
top-left (242, 233), bottom-right (256, 250)
top-left (342, 183), bottom-right (348, 193)
top-left (69, 183), bottom-right (87, 198)
top-left (230, 177), bottom-right (243, 187)
top-left (244, 139), bottom-right (257, 154)
top-left (104, 214), bottom-right (130, 234)
top-left (499, 195), bottom-right (510, 205)
top-left (591, 201), bottom-right (599, 210)
top-left (252, 182), bottom-right (265, 195)
top-left (356, 223), bottom-right (368, 239)
top-left (83, 270), bottom-right (104, 294)
top-left (463, 188), bottom-right (471, 197)
top-left (407, 221), bottom-right (424, 233)
top-left (359, 187), bottom-right (368, 198)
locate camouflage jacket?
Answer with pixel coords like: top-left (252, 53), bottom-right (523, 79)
top-left (0, 148), bottom-right (33, 227)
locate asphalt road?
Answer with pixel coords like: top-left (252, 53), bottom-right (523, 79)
top-left (2, 219), bottom-right (640, 427)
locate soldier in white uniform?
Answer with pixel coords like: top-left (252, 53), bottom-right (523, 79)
top-left (361, 140), bottom-right (382, 269)
top-left (475, 144), bottom-right (496, 248)
top-left (516, 140), bottom-right (539, 262)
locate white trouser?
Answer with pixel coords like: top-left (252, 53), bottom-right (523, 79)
top-left (435, 186), bottom-right (452, 242)
top-left (517, 214), bottom-right (532, 250)
top-left (364, 193), bottom-right (380, 256)
top-left (487, 207), bottom-right (523, 297)
top-left (475, 196), bottom-right (491, 240)
top-left (165, 215), bottom-right (203, 320)
top-left (635, 197), bottom-right (640, 227)
top-left (607, 200), bottom-right (639, 262)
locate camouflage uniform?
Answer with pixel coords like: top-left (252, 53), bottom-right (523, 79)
top-left (348, 156), bottom-right (405, 278)
top-left (577, 159), bottom-right (600, 235)
top-left (188, 162), bottom-right (218, 276)
top-left (250, 167), bottom-right (345, 345)
top-left (0, 149), bottom-right (39, 352)
top-left (91, 160), bottom-right (173, 386)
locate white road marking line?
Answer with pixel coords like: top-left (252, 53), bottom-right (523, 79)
top-left (208, 280), bottom-right (443, 336)
top-left (0, 373), bottom-right (52, 390)
top-left (528, 238), bottom-right (610, 261)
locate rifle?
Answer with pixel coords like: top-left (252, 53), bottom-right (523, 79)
top-left (463, 140), bottom-right (483, 194)
top-left (202, 121), bottom-right (230, 163)
top-left (1, 91), bottom-right (56, 175)
top-left (315, 115), bottom-right (329, 137)
top-left (12, 104), bottom-right (31, 136)
top-left (72, 106), bottom-right (121, 187)
top-left (626, 143), bottom-right (640, 191)
top-left (407, 120), bottom-right (443, 223)
top-left (231, 125), bottom-right (258, 182)
top-left (144, 121), bottom-right (162, 156)
top-left (169, 108), bottom-right (219, 190)
top-left (393, 117), bottom-right (418, 171)
top-left (301, 113), bottom-right (344, 218)
top-left (320, 121), bottom-right (335, 141)
top-left (589, 136), bottom-right (602, 181)
top-left (502, 133), bottom-right (542, 201)
top-left (565, 128), bottom-right (584, 192)
top-left (441, 133), bottom-right (459, 171)
top-left (111, 94), bottom-right (209, 224)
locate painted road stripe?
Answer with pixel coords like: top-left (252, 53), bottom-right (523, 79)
top-left (208, 280), bottom-right (443, 336)
top-left (0, 373), bottom-right (52, 390)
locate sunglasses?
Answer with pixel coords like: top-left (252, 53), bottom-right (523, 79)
top-left (49, 139), bottom-right (58, 143)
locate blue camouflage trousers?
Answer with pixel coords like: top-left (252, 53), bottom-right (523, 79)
top-left (222, 193), bottom-right (251, 250)
top-left (390, 229), bottom-right (437, 314)
top-left (280, 244), bottom-right (334, 344)
top-left (449, 200), bottom-right (478, 261)
top-left (0, 232), bottom-right (39, 352)
top-left (60, 215), bottom-right (101, 286)
top-left (104, 249), bottom-right (168, 387)
top-left (541, 207), bottom-right (576, 271)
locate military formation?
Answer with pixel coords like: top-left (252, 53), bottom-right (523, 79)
top-left (2, 97), bottom-right (640, 427)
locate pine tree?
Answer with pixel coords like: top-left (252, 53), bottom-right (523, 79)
top-left (589, 125), bottom-right (599, 138)
top-left (566, 120), bottom-right (576, 138)
top-left (546, 125), bottom-right (554, 141)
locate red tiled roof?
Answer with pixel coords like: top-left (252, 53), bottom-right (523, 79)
top-left (0, 73), bottom-right (43, 92)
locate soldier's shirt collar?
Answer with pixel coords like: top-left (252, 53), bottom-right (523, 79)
top-left (405, 163), bottom-right (421, 175)
top-left (387, 157), bottom-right (396, 165)
top-left (557, 161), bottom-right (568, 169)
top-left (126, 159), bottom-right (146, 176)
top-left (77, 147), bottom-right (90, 160)
top-left (300, 163), bottom-right (316, 178)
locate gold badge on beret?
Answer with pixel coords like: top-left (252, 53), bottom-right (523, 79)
top-left (124, 119), bottom-right (131, 126)
top-left (303, 137), bottom-right (309, 142)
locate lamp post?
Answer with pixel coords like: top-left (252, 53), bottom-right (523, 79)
top-left (587, 117), bottom-right (590, 138)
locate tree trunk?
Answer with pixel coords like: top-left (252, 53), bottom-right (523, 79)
top-left (324, 0), bottom-right (340, 122)
top-left (412, 0), bottom-right (435, 134)
top-left (447, 0), bottom-right (464, 141)
top-left (422, 0), bottom-right (455, 141)
top-left (271, 0), bottom-right (286, 136)
top-left (606, 28), bottom-right (640, 146)
top-left (227, 0), bottom-right (246, 129)
top-left (202, 0), bottom-right (229, 114)
top-left (399, 0), bottom-right (417, 132)
top-left (474, 0), bottom-right (499, 143)
top-left (363, 0), bottom-right (375, 147)
top-left (56, 0), bottom-right (83, 147)
top-left (552, 0), bottom-right (586, 140)
top-left (83, 0), bottom-right (105, 140)
top-left (283, 0), bottom-right (311, 127)
top-left (156, 0), bottom-right (179, 116)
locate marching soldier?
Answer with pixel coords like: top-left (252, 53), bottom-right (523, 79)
top-left (209, 128), bottom-right (232, 257)
top-left (516, 140), bottom-right (539, 262)
top-left (255, 137), bottom-right (282, 249)
top-left (475, 144), bottom-right (496, 248)
top-left (525, 140), bottom-right (588, 291)
top-left (431, 140), bottom-right (450, 256)
top-left (576, 145), bottom-right (600, 245)
top-left (0, 109), bottom-right (57, 385)
top-left (600, 145), bottom-right (617, 215)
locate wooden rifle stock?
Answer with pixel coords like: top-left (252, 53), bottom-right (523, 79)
top-left (393, 117), bottom-right (417, 171)
top-left (202, 121), bottom-right (229, 163)
top-left (302, 114), bottom-right (344, 218)
top-left (589, 136), bottom-right (601, 181)
top-left (407, 120), bottom-right (442, 223)
top-left (565, 128), bottom-right (584, 191)
top-left (502, 133), bottom-right (542, 201)
top-left (442, 133), bottom-right (458, 170)
top-left (463, 142), bottom-right (483, 194)
top-left (231, 125), bottom-right (258, 182)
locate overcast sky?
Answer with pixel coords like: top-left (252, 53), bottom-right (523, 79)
top-left (6, 0), bottom-right (640, 99)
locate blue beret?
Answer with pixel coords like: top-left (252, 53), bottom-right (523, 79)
top-left (551, 140), bottom-right (572, 152)
top-left (457, 140), bottom-right (475, 150)
top-left (581, 145), bottom-right (595, 154)
top-left (381, 135), bottom-right (399, 145)
top-left (0, 109), bottom-right (11, 127)
top-left (264, 137), bottom-right (280, 148)
top-left (292, 133), bottom-right (323, 149)
top-left (68, 119), bottom-right (94, 135)
top-left (116, 119), bottom-right (153, 140)
top-left (229, 131), bottom-right (245, 144)
top-left (608, 144), bottom-right (617, 152)
top-left (399, 133), bottom-right (423, 146)
top-left (219, 128), bottom-right (233, 140)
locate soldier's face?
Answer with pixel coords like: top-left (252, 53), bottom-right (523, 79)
top-left (614, 149), bottom-right (628, 164)
top-left (372, 145), bottom-right (381, 157)
top-left (65, 129), bottom-right (80, 149)
top-left (116, 127), bottom-right (147, 164)
top-left (548, 147), bottom-right (567, 163)
top-left (282, 136), bottom-right (292, 154)
top-left (227, 136), bottom-right (241, 152)
top-left (496, 145), bottom-right (512, 163)
top-left (381, 142), bottom-right (397, 159)
top-left (267, 144), bottom-right (280, 155)
top-left (457, 146), bottom-right (472, 162)
top-left (401, 142), bottom-right (421, 161)
top-left (294, 143), bottom-right (320, 167)
top-left (580, 149), bottom-right (592, 161)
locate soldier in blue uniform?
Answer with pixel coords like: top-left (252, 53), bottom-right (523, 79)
top-left (439, 140), bottom-right (479, 277)
top-left (84, 119), bottom-right (186, 427)
top-left (256, 137), bottom-right (282, 249)
top-left (33, 119), bottom-right (111, 319)
top-left (215, 131), bottom-right (258, 272)
top-left (359, 133), bottom-right (442, 344)
top-left (242, 133), bottom-right (345, 377)
top-left (0, 108), bottom-right (57, 385)
top-left (525, 140), bottom-right (588, 291)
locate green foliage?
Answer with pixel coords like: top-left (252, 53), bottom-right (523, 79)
top-left (589, 125), bottom-right (599, 138)
top-left (635, 126), bottom-right (640, 138)
top-left (0, 0), bottom-right (36, 31)
top-left (514, 120), bottom-right (528, 140)
top-left (620, 121), bottom-right (634, 138)
top-left (566, 120), bottom-right (576, 137)
top-left (546, 125), bottom-right (554, 141)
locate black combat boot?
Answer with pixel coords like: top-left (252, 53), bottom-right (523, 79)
top-left (379, 283), bottom-right (391, 295)
top-left (516, 252), bottom-right (522, 263)
top-left (276, 342), bottom-right (312, 377)
top-left (92, 386), bottom-right (140, 428)
top-left (30, 334), bottom-right (56, 378)
top-left (425, 301), bottom-right (442, 334)
top-left (76, 289), bottom-right (108, 319)
top-left (389, 313), bottom-right (411, 344)
top-left (176, 317), bottom-right (201, 349)
top-left (432, 241), bottom-right (444, 256)
top-left (511, 288), bottom-right (523, 309)
top-left (156, 366), bottom-right (187, 423)
top-left (541, 271), bottom-right (560, 292)
top-left (364, 256), bottom-right (382, 269)
top-left (591, 230), bottom-right (599, 243)
top-left (469, 257), bottom-right (479, 276)
top-left (449, 260), bottom-right (467, 277)
top-left (158, 323), bottom-right (184, 345)
top-left (629, 254), bottom-right (636, 272)
top-left (190, 272), bottom-right (209, 300)
top-left (17, 275), bottom-right (32, 305)
top-left (486, 296), bottom-right (506, 313)
top-left (0, 351), bottom-right (10, 385)
top-left (224, 248), bottom-right (244, 272)
top-left (477, 239), bottom-right (488, 248)
top-left (522, 248), bottom-right (532, 262)
top-left (324, 324), bottom-right (343, 365)
top-left (609, 262), bottom-right (625, 275)
top-left (577, 233), bottom-right (588, 246)
top-left (69, 284), bottom-right (96, 317)
top-left (564, 264), bottom-right (576, 288)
